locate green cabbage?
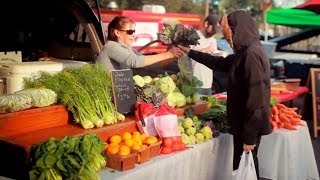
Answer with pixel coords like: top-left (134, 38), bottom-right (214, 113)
top-left (15, 88), bottom-right (57, 107)
top-left (156, 76), bottom-right (176, 94)
top-left (0, 94), bottom-right (32, 112)
top-left (133, 75), bottom-right (145, 87)
top-left (166, 92), bottom-right (186, 108)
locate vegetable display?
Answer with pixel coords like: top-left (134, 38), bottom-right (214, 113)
top-left (23, 64), bottom-right (125, 129)
top-left (157, 23), bottom-right (200, 47)
top-left (178, 116), bottom-right (214, 145)
top-left (15, 88), bottom-right (57, 107)
top-left (270, 103), bottom-right (304, 131)
top-left (0, 94), bottom-right (32, 113)
top-left (28, 133), bottom-right (106, 180)
top-left (200, 96), bottom-right (229, 133)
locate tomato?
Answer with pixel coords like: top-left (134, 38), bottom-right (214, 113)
top-left (172, 136), bottom-right (183, 144)
top-left (160, 146), bottom-right (172, 154)
top-left (171, 143), bottom-right (180, 151)
top-left (163, 137), bottom-right (173, 147)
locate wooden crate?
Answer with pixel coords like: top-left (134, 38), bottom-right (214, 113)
top-left (175, 101), bottom-right (210, 116)
top-left (132, 146), bottom-right (151, 164)
top-left (0, 105), bottom-right (69, 138)
top-left (149, 141), bottom-right (162, 158)
top-left (106, 153), bottom-right (137, 171)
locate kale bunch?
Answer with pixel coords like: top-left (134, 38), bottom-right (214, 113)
top-left (157, 23), bottom-right (200, 47)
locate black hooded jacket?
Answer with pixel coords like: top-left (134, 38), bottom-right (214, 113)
top-left (188, 10), bottom-right (272, 145)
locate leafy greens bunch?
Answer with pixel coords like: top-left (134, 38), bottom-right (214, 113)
top-left (29, 133), bottom-right (106, 180)
top-left (157, 23), bottom-right (200, 47)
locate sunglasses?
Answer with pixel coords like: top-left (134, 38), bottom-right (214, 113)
top-left (118, 29), bottom-right (135, 35)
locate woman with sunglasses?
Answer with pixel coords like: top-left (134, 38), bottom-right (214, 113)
top-left (172, 10), bottom-right (272, 179)
top-left (96, 16), bottom-right (176, 71)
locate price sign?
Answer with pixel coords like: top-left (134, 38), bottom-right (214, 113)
top-left (110, 69), bottom-right (136, 114)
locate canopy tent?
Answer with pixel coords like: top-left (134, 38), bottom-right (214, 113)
top-left (266, 8), bottom-right (320, 28)
top-left (295, 0), bottom-right (320, 14)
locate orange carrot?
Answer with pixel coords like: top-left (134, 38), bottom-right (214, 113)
top-left (273, 115), bottom-right (280, 123)
top-left (271, 105), bottom-right (279, 115)
top-left (276, 103), bottom-right (287, 110)
top-left (279, 114), bottom-right (290, 123)
top-left (283, 123), bottom-right (297, 130)
top-left (278, 122), bottom-right (284, 128)
top-left (292, 114), bottom-right (302, 119)
top-left (279, 109), bottom-right (296, 116)
top-left (289, 107), bottom-right (298, 111)
top-left (270, 121), bottom-right (278, 128)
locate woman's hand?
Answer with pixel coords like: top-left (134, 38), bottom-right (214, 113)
top-left (177, 45), bottom-right (191, 54)
top-left (169, 46), bottom-right (185, 58)
top-left (243, 143), bottom-right (256, 153)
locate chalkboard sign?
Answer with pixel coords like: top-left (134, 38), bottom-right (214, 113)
top-left (304, 68), bottom-right (320, 138)
top-left (110, 69), bottom-right (136, 114)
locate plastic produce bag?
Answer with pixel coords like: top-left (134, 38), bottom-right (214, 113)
top-left (178, 53), bottom-right (193, 76)
top-left (232, 151), bottom-right (257, 180)
top-left (135, 101), bottom-right (157, 136)
top-left (153, 103), bottom-right (186, 154)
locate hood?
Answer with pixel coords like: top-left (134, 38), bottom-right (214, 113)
top-left (227, 10), bottom-right (260, 52)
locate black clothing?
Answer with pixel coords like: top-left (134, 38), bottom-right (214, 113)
top-left (188, 10), bottom-right (272, 145)
top-left (187, 10), bottom-right (272, 176)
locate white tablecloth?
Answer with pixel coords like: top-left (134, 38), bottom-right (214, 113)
top-left (99, 140), bottom-right (217, 180)
top-left (99, 121), bottom-right (319, 180)
top-left (258, 121), bottom-right (319, 180)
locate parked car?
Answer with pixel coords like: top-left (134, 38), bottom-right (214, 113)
top-left (0, 0), bottom-right (105, 63)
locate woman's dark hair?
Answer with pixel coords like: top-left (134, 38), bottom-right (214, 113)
top-left (107, 16), bottom-right (134, 41)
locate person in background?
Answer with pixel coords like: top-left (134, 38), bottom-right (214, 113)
top-left (172, 10), bottom-right (272, 179)
top-left (191, 14), bottom-right (227, 96)
top-left (96, 16), bottom-right (176, 71)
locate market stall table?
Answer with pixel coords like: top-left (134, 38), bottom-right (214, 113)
top-left (99, 139), bottom-right (219, 180)
top-left (98, 121), bottom-right (319, 180)
top-left (271, 86), bottom-right (309, 103)
top-left (213, 86), bottom-right (309, 104)
top-left (258, 121), bottom-right (319, 180)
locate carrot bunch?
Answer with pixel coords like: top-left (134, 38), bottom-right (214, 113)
top-left (270, 103), bottom-right (304, 131)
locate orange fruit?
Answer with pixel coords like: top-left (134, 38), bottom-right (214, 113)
top-left (124, 139), bottom-right (134, 147)
top-left (132, 131), bottom-right (141, 136)
top-left (109, 135), bottom-right (121, 144)
top-left (132, 131), bottom-right (141, 139)
top-left (133, 139), bottom-right (142, 146)
top-left (121, 132), bottom-right (132, 141)
top-left (145, 136), bottom-right (158, 145)
top-left (131, 144), bottom-right (141, 151)
top-left (107, 145), bottom-right (119, 154)
top-left (140, 134), bottom-right (147, 141)
top-left (118, 145), bottom-right (131, 156)
top-left (108, 142), bottom-right (120, 147)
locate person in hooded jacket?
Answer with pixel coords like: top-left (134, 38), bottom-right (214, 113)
top-left (172, 10), bottom-right (272, 178)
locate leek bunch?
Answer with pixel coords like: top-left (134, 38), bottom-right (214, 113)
top-left (24, 64), bottom-right (125, 129)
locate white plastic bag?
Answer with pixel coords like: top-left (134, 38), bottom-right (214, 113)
top-left (232, 151), bottom-right (257, 180)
